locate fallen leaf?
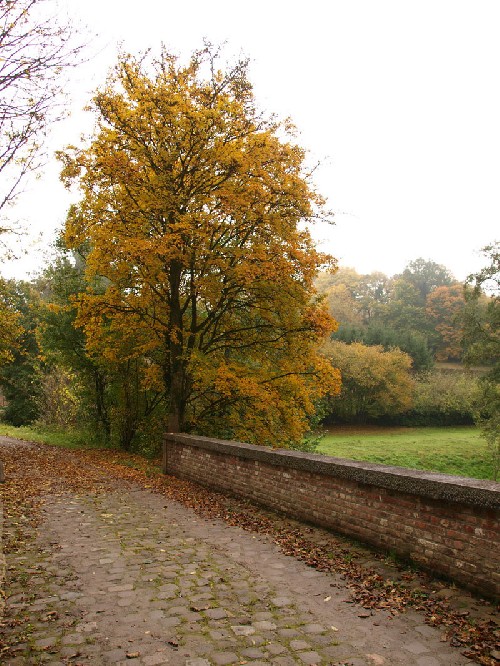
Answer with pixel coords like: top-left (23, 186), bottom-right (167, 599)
top-left (0, 439), bottom-right (497, 666)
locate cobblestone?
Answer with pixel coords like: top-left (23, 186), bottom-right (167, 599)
top-left (0, 446), bottom-right (476, 664)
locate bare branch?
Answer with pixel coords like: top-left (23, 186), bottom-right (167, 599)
top-left (0, 0), bottom-right (84, 222)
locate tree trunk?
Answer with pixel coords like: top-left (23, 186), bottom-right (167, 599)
top-left (120, 360), bottom-right (142, 450)
top-left (167, 259), bottom-right (185, 433)
top-left (167, 405), bottom-right (181, 433)
top-left (167, 347), bottom-right (186, 433)
top-left (94, 369), bottom-right (111, 443)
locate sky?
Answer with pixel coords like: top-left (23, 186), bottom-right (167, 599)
top-left (2, 0), bottom-right (499, 282)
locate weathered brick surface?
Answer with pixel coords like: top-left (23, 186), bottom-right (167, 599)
top-left (163, 433), bottom-right (500, 598)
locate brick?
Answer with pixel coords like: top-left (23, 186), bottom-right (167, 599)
top-left (166, 437), bottom-right (500, 597)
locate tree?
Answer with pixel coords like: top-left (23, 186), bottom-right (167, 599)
top-left (332, 322), bottom-right (433, 373)
top-left (0, 278), bottom-right (22, 365)
top-left (36, 249), bottom-right (168, 449)
top-left (463, 241), bottom-right (500, 478)
top-left (463, 241), bottom-right (499, 374)
top-left (0, 0), bottom-right (82, 221)
top-left (59, 46), bottom-right (340, 448)
top-left (315, 266), bottom-right (359, 294)
top-left (426, 284), bottom-right (465, 361)
top-left (0, 279), bottom-right (42, 425)
top-left (354, 271), bottom-right (391, 323)
top-left (463, 242), bottom-right (499, 370)
top-left (382, 278), bottom-right (431, 337)
top-left (381, 259), bottom-right (455, 345)
top-left (36, 252), bottom-right (112, 440)
top-left (317, 267), bottom-right (390, 324)
top-left (398, 258), bottom-right (455, 304)
top-left (408, 368), bottom-right (478, 426)
top-left (322, 340), bottom-right (414, 423)
top-left (324, 283), bottom-right (363, 327)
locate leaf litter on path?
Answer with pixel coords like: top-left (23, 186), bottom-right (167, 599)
top-left (0, 439), bottom-right (498, 664)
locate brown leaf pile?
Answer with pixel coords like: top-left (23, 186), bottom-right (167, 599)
top-left (0, 440), bottom-right (498, 664)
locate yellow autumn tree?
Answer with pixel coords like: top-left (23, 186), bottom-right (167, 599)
top-left (322, 340), bottom-right (414, 422)
top-left (59, 45), bottom-right (341, 448)
top-left (0, 279), bottom-right (21, 366)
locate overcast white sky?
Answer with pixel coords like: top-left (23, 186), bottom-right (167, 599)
top-left (2, 0), bottom-right (499, 281)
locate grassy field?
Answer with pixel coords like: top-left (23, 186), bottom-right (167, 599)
top-left (0, 424), bottom-right (101, 450)
top-left (317, 426), bottom-right (494, 480)
top-left (0, 423), bottom-right (495, 481)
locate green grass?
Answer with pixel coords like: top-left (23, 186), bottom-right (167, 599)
top-left (317, 426), bottom-right (495, 480)
top-left (1, 423), bottom-right (495, 481)
top-left (0, 423), bottom-right (104, 449)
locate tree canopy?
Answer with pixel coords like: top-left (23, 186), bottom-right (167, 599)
top-left (317, 256), bottom-right (473, 369)
top-left (0, 278), bottom-right (21, 365)
top-left (322, 340), bottom-right (414, 422)
top-left (59, 45), bottom-right (340, 447)
top-left (463, 241), bottom-right (499, 372)
top-left (463, 242), bottom-right (500, 478)
top-left (398, 258), bottom-right (454, 304)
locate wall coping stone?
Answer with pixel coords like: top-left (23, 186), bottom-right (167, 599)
top-left (164, 433), bottom-right (500, 510)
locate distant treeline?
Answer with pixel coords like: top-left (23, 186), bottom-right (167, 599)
top-left (317, 257), bottom-right (496, 428)
top-left (0, 252), bottom-right (497, 457)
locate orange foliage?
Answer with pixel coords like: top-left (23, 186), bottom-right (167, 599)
top-left (426, 284), bottom-right (465, 361)
top-left (59, 46), bottom-right (340, 447)
top-left (0, 280), bottom-right (21, 367)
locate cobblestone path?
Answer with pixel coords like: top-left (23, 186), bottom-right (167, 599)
top-left (1, 476), bottom-right (475, 665)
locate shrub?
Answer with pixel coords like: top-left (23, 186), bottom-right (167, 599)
top-left (322, 340), bottom-right (414, 423)
top-left (35, 367), bottom-right (81, 428)
top-left (394, 368), bottom-right (480, 426)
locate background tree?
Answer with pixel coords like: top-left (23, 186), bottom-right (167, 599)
top-left (317, 267), bottom-right (389, 325)
top-left (322, 340), bottom-right (414, 423)
top-left (426, 284), bottom-right (465, 361)
top-left (36, 252), bottom-right (112, 440)
top-left (402, 368), bottom-right (479, 426)
top-left (463, 242), bottom-right (499, 369)
top-left (381, 259), bottom-right (456, 347)
top-left (463, 241), bottom-right (500, 478)
top-left (381, 278), bottom-right (431, 338)
top-left (0, 279), bottom-right (42, 425)
top-left (0, 278), bottom-right (22, 365)
top-left (332, 323), bottom-right (433, 373)
top-left (34, 366), bottom-right (81, 429)
top-left (398, 258), bottom-right (454, 304)
top-left (0, 0), bottom-right (82, 220)
top-left (36, 249), bottom-right (167, 449)
top-left (324, 284), bottom-right (363, 327)
top-left (354, 271), bottom-right (391, 323)
top-left (59, 45), bottom-right (340, 448)
top-left (318, 259), bottom-right (465, 371)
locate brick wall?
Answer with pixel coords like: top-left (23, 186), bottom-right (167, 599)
top-left (163, 433), bottom-right (500, 598)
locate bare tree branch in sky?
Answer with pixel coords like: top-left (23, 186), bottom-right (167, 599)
top-left (0, 0), bottom-right (83, 229)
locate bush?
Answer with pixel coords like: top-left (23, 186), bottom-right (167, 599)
top-left (475, 379), bottom-right (500, 480)
top-left (393, 369), bottom-right (480, 426)
top-left (35, 367), bottom-right (81, 428)
top-left (0, 361), bottom-right (40, 426)
top-left (332, 323), bottom-right (433, 372)
top-left (322, 340), bottom-right (414, 423)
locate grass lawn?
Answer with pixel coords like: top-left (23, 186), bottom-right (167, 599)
top-left (317, 426), bottom-right (495, 481)
top-left (0, 422), bottom-right (495, 481)
top-left (0, 423), bottom-right (102, 450)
